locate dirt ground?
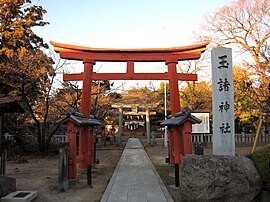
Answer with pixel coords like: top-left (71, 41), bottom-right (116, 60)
top-left (5, 143), bottom-right (125, 202)
top-left (5, 139), bottom-right (266, 202)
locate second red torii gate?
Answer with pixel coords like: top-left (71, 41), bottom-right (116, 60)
top-left (51, 41), bottom-right (208, 169)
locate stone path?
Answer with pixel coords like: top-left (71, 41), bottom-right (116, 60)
top-left (101, 138), bottom-right (174, 202)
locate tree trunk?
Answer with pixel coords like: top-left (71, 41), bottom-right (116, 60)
top-left (45, 125), bottom-right (61, 155)
top-left (252, 114), bottom-right (263, 153)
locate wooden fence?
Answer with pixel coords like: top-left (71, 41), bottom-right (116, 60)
top-left (51, 135), bottom-right (68, 144)
top-left (4, 133), bottom-right (68, 144)
top-left (4, 133), bottom-right (270, 146)
top-left (192, 133), bottom-right (270, 145)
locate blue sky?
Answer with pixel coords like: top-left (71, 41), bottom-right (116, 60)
top-left (35, 0), bottom-right (234, 48)
top-left (33, 0), bottom-right (235, 89)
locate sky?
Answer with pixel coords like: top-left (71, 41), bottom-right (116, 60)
top-left (33, 0), bottom-right (235, 89)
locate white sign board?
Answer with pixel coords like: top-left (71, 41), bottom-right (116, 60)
top-left (191, 113), bottom-right (210, 133)
top-left (211, 47), bottom-right (235, 156)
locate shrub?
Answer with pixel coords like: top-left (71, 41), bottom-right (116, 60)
top-left (247, 144), bottom-right (270, 191)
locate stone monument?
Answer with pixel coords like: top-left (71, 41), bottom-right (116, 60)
top-left (211, 47), bottom-right (235, 155)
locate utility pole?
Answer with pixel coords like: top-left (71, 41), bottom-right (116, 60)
top-left (164, 83), bottom-right (168, 147)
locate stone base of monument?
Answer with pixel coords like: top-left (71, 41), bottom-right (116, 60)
top-left (179, 155), bottom-right (262, 201)
top-left (1, 191), bottom-right (37, 202)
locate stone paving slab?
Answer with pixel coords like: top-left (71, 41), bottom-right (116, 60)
top-left (101, 138), bottom-right (174, 202)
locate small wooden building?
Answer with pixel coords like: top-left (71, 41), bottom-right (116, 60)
top-left (0, 94), bottom-right (24, 177)
top-left (0, 94), bottom-right (24, 150)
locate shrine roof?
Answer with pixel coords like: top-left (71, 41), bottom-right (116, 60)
top-left (0, 94), bottom-right (24, 114)
top-left (160, 108), bottom-right (201, 126)
top-left (50, 41), bottom-right (209, 54)
top-left (56, 114), bottom-right (101, 126)
top-left (56, 108), bottom-right (101, 126)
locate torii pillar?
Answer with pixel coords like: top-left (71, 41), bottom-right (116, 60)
top-left (166, 60), bottom-right (181, 164)
top-left (79, 59), bottom-right (95, 169)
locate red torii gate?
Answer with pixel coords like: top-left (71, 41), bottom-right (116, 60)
top-left (51, 41), bottom-right (208, 169)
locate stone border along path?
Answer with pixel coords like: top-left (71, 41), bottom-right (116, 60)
top-left (101, 137), bottom-right (174, 202)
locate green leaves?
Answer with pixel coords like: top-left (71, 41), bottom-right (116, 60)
top-left (247, 145), bottom-right (270, 190)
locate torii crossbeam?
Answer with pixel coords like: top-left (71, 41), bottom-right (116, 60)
top-left (51, 40), bottom-right (208, 172)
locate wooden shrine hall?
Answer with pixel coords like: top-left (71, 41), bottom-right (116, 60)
top-left (51, 41), bottom-right (208, 183)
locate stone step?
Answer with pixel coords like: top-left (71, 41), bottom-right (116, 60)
top-left (1, 191), bottom-right (37, 202)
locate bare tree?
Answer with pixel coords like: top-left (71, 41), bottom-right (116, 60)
top-left (201, 0), bottom-right (269, 86)
top-left (200, 0), bottom-right (270, 133)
